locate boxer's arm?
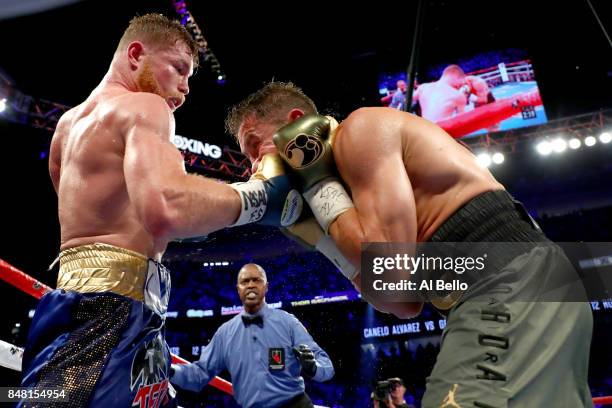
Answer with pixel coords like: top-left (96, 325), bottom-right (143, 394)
top-left (122, 94), bottom-right (241, 240)
top-left (48, 132), bottom-right (61, 194)
top-left (471, 81), bottom-right (489, 104)
top-left (49, 112), bottom-right (72, 194)
top-left (332, 108), bottom-right (423, 318)
top-left (454, 93), bottom-right (467, 114)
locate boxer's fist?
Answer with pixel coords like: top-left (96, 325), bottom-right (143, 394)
top-left (273, 114), bottom-right (354, 233)
top-left (273, 114), bottom-right (335, 191)
top-left (229, 154), bottom-right (302, 227)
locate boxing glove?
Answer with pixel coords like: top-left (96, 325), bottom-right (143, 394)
top-left (229, 153), bottom-right (302, 227)
top-left (273, 114), bottom-right (353, 233)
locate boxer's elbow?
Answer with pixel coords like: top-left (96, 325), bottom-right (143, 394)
top-left (355, 276), bottom-right (423, 319)
top-left (139, 193), bottom-right (175, 239)
top-left (136, 184), bottom-right (189, 239)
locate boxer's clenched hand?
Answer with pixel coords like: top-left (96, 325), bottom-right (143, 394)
top-left (229, 154), bottom-right (302, 227)
top-left (273, 114), bottom-right (354, 233)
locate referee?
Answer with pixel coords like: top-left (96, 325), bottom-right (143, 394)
top-left (171, 263), bottom-right (334, 407)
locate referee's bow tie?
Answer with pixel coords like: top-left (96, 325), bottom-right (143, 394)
top-left (242, 315), bottom-right (263, 327)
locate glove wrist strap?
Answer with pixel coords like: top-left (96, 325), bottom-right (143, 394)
top-left (303, 178), bottom-right (354, 234)
top-left (228, 180), bottom-right (267, 226)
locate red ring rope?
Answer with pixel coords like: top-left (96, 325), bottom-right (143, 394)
top-left (594, 396), bottom-right (612, 405)
top-left (0, 258), bottom-right (233, 395)
top-left (438, 89), bottom-right (543, 138)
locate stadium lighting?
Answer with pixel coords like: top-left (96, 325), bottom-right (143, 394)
top-left (536, 141), bottom-right (552, 155)
top-left (0, 98), bottom-right (6, 113)
top-left (476, 153), bottom-right (491, 168)
top-left (568, 138), bottom-right (581, 149)
top-left (599, 132), bottom-right (611, 144)
top-left (203, 261), bottom-right (229, 267)
top-left (584, 136), bottom-right (597, 147)
top-left (492, 152), bottom-right (505, 164)
top-left (552, 138), bottom-right (567, 153)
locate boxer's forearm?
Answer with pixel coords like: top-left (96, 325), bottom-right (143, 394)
top-left (328, 208), bottom-right (364, 268)
top-left (329, 209), bottom-right (423, 318)
top-left (153, 174), bottom-right (241, 239)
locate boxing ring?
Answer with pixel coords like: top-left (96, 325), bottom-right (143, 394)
top-left (438, 88), bottom-right (543, 138)
top-left (0, 258), bottom-right (234, 397)
top-left (1, 257), bottom-right (611, 406)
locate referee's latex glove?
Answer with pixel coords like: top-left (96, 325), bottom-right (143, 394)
top-left (292, 344), bottom-right (317, 378)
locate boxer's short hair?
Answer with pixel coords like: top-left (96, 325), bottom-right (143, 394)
top-left (116, 13), bottom-right (199, 67)
top-left (442, 64), bottom-right (465, 77)
top-left (225, 82), bottom-right (318, 139)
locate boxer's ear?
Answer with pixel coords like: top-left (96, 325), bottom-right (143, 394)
top-left (287, 109), bottom-right (305, 122)
top-left (127, 41), bottom-right (145, 70)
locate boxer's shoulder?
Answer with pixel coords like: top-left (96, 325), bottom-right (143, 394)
top-left (112, 92), bottom-right (170, 118)
top-left (334, 107), bottom-right (404, 155)
top-left (342, 107), bottom-right (392, 126)
top-left (109, 92), bottom-right (173, 135)
top-left (342, 107), bottom-right (406, 134)
top-left (55, 105), bottom-right (80, 133)
top-left (50, 106), bottom-right (81, 154)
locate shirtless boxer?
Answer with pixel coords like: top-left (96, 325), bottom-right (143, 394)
top-left (225, 82), bottom-right (593, 407)
top-left (20, 16), bottom-right (300, 407)
top-left (413, 65), bottom-right (467, 122)
top-left (464, 75), bottom-right (495, 108)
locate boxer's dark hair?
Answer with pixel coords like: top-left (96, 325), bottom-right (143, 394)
top-left (116, 13), bottom-right (199, 67)
top-left (225, 82), bottom-right (318, 140)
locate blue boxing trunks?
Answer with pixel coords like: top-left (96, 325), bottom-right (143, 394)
top-left (19, 243), bottom-right (175, 408)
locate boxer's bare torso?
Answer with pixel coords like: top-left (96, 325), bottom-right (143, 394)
top-left (331, 108), bottom-right (502, 316)
top-left (50, 87), bottom-right (178, 260)
top-left (333, 107), bottom-right (502, 241)
top-left (414, 81), bottom-right (467, 122)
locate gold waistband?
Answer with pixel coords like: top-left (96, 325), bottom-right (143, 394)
top-left (57, 243), bottom-right (148, 301)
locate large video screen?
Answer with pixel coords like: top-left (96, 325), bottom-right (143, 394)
top-left (379, 49), bottom-right (548, 138)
